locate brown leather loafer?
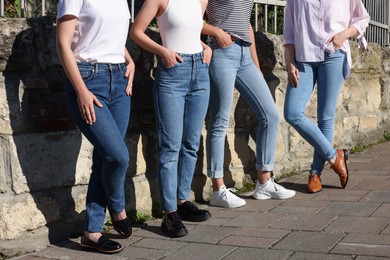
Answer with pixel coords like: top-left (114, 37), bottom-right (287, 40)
top-left (307, 174), bottom-right (322, 193)
top-left (330, 149), bottom-right (349, 188)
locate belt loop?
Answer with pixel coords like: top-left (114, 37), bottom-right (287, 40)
top-left (94, 63), bottom-right (99, 74)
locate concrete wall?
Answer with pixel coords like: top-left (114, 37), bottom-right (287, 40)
top-left (0, 18), bottom-right (389, 242)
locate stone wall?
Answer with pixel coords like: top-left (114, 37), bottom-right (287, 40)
top-left (0, 18), bottom-right (389, 246)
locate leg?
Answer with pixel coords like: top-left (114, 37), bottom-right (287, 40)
top-left (317, 51), bottom-right (349, 188)
top-left (235, 46), bottom-right (295, 200)
top-left (177, 57), bottom-right (210, 202)
top-left (65, 63), bottom-right (130, 252)
top-left (312, 51), bottom-right (345, 173)
top-left (284, 61), bottom-right (336, 166)
top-left (235, 47), bottom-right (280, 173)
top-left (206, 42), bottom-right (246, 208)
top-left (153, 63), bottom-right (186, 213)
top-left (176, 55), bottom-right (211, 222)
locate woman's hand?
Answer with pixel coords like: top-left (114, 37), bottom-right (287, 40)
top-left (215, 28), bottom-right (233, 48)
top-left (287, 62), bottom-right (299, 88)
top-left (77, 89), bottom-right (103, 125)
top-left (124, 59), bottom-right (135, 96)
top-left (325, 31), bottom-right (348, 50)
top-left (202, 45), bottom-right (212, 65)
top-left (161, 48), bottom-right (183, 68)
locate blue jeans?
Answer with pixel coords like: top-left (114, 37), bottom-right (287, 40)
top-left (206, 41), bottom-right (280, 178)
top-left (65, 62), bottom-right (131, 232)
top-left (284, 50), bottom-right (346, 175)
top-left (154, 52), bottom-right (210, 212)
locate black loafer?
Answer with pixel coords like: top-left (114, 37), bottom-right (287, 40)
top-left (161, 211), bottom-right (188, 238)
top-left (177, 201), bottom-right (211, 222)
top-left (110, 212), bottom-right (132, 238)
top-left (80, 235), bottom-right (122, 254)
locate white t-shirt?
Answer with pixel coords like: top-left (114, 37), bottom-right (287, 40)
top-left (57, 0), bottom-right (130, 63)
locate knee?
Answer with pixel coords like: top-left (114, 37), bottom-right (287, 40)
top-left (284, 107), bottom-right (302, 126)
top-left (107, 149), bottom-right (129, 169)
top-left (207, 113), bottom-right (230, 135)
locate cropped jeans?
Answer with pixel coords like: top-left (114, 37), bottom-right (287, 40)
top-left (284, 50), bottom-right (346, 175)
top-left (206, 40), bottom-right (280, 178)
top-left (154, 52), bottom-right (210, 212)
top-left (65, 62), bottom-right (130, 232)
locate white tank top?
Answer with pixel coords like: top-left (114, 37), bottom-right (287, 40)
top-left (157, 0), bottom-right (203, 54)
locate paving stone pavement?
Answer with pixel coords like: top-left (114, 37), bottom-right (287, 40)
top-left (10, 142), bottom-right (390, 259)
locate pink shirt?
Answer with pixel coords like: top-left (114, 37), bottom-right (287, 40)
top-left (283, 0), bottom-right (370, 78)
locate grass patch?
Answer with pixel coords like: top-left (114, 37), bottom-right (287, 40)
top-left (350, 131), bottom-right (390, 154)
top-left (235, 181), bottom-right (256, 193)
top-left (129, 210), bottom-right (154, 226)
top-left (104, 210), bottom-right (154, 230)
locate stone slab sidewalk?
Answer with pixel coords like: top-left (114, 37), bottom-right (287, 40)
top-left (8, 142), bottom-right (390, 260)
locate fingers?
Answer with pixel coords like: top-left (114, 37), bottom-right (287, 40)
top-left (175, 53), bottom-right (183, 62)
top-left (125, 82), bottom-right (133, 96)
top-left (80, 107), bottom-right (94, 125)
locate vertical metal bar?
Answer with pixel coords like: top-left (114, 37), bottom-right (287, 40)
top-left (255, 3), bottom-right (258, 32)
top-left (274, 5), bottom-right (277, 34)
top-left (20, 0), bottom-right (25, 17)
top-left (388, 0), bottom-right (390, 46)
top-left (1, 0), bottom-right (4, 17)
top-left (131, 0), bottom-right (134, 23)
top-left (265, 4), bottom-right (268, 33)
top-left (42, 0), bottom-right (46, 16)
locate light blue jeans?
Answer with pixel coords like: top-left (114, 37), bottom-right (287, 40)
top-left (154, 52), bottom-right (210, 212)
top-left (65, 62), bottom-right (130, 233)
top-left (284, 50), bottom-right (346, 176)
top-left (206, 40), bottom-right (280, 178)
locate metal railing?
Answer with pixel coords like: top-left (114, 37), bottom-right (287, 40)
top-left (1, 0), bottom-right (47, 17)
top-left (253, 0), bottom-right (390, 47)
top-left (1, 0), bottom-right (135, 21)
top-left (363, 0), bottom-right (390, 47)
top-left (1, 0), bottom-right (389, 47)
top-left (253, 0), bottom-right (286, 34)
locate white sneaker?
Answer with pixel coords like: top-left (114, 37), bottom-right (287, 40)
top-left (253, 177), bottom-right (296, 200)
top-left (210, 185), bottom-right (246, 208)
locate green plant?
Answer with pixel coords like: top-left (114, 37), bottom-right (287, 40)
top-left (384, 130), bottom-right (390, 141)
top-left (129, 210), bottom-right (154, 225)
top-left (3, 0), bottom-right (33, 17)
top-left (103, 210), bottom-right (154, 231)
top-left (350, 131), bottom-right (390, 154)
top-left (235, 181), bottom-right (256, 194)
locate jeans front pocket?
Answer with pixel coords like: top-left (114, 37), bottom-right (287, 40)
top-left (78, 63), bottom-right (97, 82)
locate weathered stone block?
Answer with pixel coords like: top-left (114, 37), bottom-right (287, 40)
top-left (343, 116), bottom-right (359, 130)
top-left (0, 195), bottom-right (46, 239)
top-left (359, 115), bottom-right (378, 131)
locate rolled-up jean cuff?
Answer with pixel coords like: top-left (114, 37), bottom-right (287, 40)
top-left (208, 169), bottom-right (224, 179)
top-left (256, 164), bottom-right (274, 172)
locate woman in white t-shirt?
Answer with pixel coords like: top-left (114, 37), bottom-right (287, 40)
top-left (56, 0), bottom-right (134, 254)
top-left (131, 0), bottom-right (211, 238)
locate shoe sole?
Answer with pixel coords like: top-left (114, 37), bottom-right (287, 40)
top-left (80, 244), bottom-right (123, 254)
top-left (210, 201), bottom-right (246, 208)
top-left (342, 149), bottom-right (349, 189)
top-left (307, 188), bottom-right (323, 194)
top-left (179, 212), bottom-right (211, 222)
top-left (253, 191), bottom-right (296, 200)
top-left (114, 227), bottom-right (133, 238)
top-left (161, 223), bottom-right (188, 238)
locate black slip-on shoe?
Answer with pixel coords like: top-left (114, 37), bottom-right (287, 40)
top-left (177, 201), bottom-right (211, 222)
top-left (80, 235), bottom-right (123, 254)
top-left (161, 211), bottom-right (188, 238)
top-left (110, 212), bottom-right (132, 238)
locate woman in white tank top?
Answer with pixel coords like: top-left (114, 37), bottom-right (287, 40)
top-left (131, 0), bottom-right (211, 238)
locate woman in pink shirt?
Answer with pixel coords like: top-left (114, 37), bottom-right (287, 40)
top-left (283, 0), bottom-right (369, 193)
